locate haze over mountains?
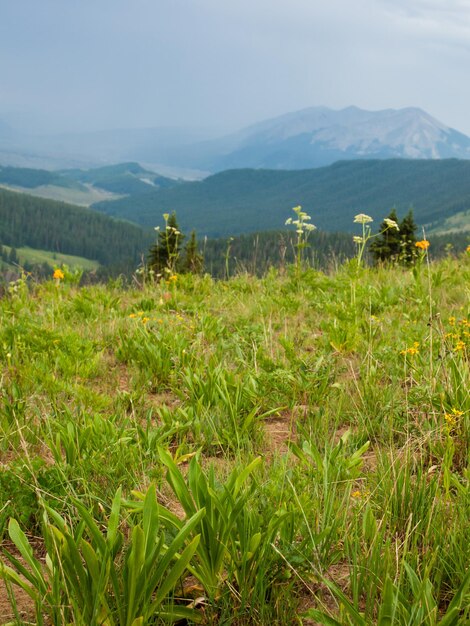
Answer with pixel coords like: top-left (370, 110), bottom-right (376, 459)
top-left (2, 105), bottom-right (470, 175)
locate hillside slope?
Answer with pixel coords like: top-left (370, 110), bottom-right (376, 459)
top-left (91, 159), bottom-right (470, 237)
top-left (0, 162), bottom-right (181, 206)
top-left (0, 188), bottom-right (153, 266)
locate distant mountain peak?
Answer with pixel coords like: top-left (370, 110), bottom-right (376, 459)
top-left (203, 105), bottom-right (470, 171)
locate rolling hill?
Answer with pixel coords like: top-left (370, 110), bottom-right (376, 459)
top-left (0, 162), bottom-right (181, 206)
top-left (91, 159), bottom-right (470, 237)
top-left (0, 187), bottom-right (153, 267)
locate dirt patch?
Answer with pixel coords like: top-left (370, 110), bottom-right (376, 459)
top-left (262, 407), bottom-right (305, 457)
top-left (0, 577), bottom-right (37, 625)
top-left (0, 538), bottom-right (47, 625)
top-left (264, 418), bottom-right (294, 456)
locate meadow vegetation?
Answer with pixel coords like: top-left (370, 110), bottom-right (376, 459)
top-left (0, 238), bottom-right (469, 624)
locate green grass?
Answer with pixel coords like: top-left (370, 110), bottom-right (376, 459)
top-left (4, 183), bottom-right (122, 207)
top-left (2, 244), bottom-right (99, 270)
top-left (0, 249), bottom-right (469, 624)
top-left (429, 208), bottom-right (470, 235)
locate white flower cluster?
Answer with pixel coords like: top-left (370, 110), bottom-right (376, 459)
top-left (383, 218), bottom-right (399, 231)
top-left (354, 213), bottom-right (373, 224)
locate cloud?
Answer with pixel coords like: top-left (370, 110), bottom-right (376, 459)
top-left (2, 0), bottom-right (470, 135)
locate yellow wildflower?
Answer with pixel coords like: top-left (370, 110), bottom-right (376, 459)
top-left (444, 408), bottom-right (464, 429)
top-left (455, 340), bottom-right (465, 351)
top-left (415, 240), bottom-right (430, 250)
top-left (401, 342), bottom-right (419, 356)
top-left (53, 268), bottom-right (65, 280)
top-left (448, 316), bottom-right (456, 326)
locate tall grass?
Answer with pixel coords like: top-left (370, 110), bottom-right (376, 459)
top-left (0, 249), bottom-right (469, 623)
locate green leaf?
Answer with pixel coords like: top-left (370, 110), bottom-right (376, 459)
top-left (8, 519), bottom-right (48, 595)
top-left (150, 534), bottom-right (201, 612)
top-left (0, 561), bottom-right (38, 601)
top-left (439, 568), bottom-right (470, 625)
top-left (377, 577), bottom-right (396, 626)
top-left (303, 608), bottom-right (343, 626)
top-left (107, 486), bottom-right (122, 549)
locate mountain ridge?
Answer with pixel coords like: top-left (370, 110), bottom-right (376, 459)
top-left (195, 106), bottom-right (470, 170)
top-left (2, 105), bottom-right (470, 173)
top-left (91, 158), bottom-right (470, 237)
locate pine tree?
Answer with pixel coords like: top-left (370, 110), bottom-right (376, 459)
top-left (148, 212), bottom-right (184, 277)
top-left (370, 209), bottom-right (402, 264)
top-left (181, 230), bottom-right (203, 274)
top-left (8, 247), bottom-right (18, 265)
top-left (399, 210), bottom-right (418, 266)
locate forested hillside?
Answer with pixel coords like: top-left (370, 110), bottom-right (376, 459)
top-left (0, 165), bottom-right (75, 189)
top-left (202, 228), bottom-right (470, 277)
top-left (0, 188), bottom-right (153, 266)
top-left (0, 162), bottom-right (180, 204)
top-left (92, 159), bottom-right (470, 237)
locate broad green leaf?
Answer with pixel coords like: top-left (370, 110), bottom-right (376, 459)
top-left (0, 562), bottom-right (38, 600)
top-left (107, 486), bottom-right (122, 548)
top-left (151, 534), bottom-right (201, 611)
top-left (303, 609), bottom-right (343, 626)
top-left (8, 519), bottom-right (47, 595)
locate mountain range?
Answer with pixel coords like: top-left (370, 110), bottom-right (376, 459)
top-left (2, 105), bottom-right (470, 174)
top-left (194, 105), bottom-right (470, 170)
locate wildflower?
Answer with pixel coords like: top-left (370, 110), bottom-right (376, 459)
top-left (353, 236), bottom-right (364, 244)
top-left (455, 340), bottom-right (465, 351)
top-left (129, 313), bottom-right (137, 318)
top-left (383, 218), bottom-right (399, 230)
top-left (466, 245), bottom-right (470, 253)
top-left (444, 413), bottom-right (457, 427)
top-left (400, 342), bottom-right (420, 356)
top-left (351, 490), bottom-right (362, 498)
top-left (444, 408), bottom-right (464, 429)
top-left (448, 316), bottom-right (456, 326)
top-left (415, 240), bottom-right (430, 251)
top-left (354, 214), bottom-right (373, 224)
top-left (53, 268), bottom-right (65, 280)
top-left (142, 317), bottom-right (150, 324)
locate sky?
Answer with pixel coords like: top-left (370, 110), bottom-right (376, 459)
top-left (2, 0), bottom-right (470, 136)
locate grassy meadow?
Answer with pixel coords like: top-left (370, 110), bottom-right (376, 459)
top-left (1, 246), bottom-right (99, 272)
top-left (0, 250), bottom-right (469, 624)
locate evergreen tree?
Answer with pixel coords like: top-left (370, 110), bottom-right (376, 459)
top-left (181, 230), bottom-right (203, 274)
top-left (8, 247), bottom-right (18, 265)
top-left (370, 209), bottom-right (401, 264)
top-left (398, 210), bottom-right (418, 266)
top-left (148, 212), bottom-right (184, 276)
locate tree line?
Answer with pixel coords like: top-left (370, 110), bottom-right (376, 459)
top-left (145, 211), bottom-right (469, 280)
top-left (0, 188), bottom-right (153, 268)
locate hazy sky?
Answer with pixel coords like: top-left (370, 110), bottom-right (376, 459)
top-left (2, 0), bottom-right (470, 135)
